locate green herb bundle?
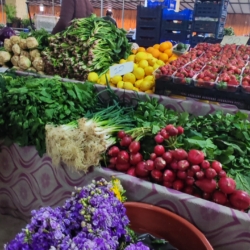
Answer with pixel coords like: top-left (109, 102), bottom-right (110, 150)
top-left (0, 74), bottom-right (97, 156)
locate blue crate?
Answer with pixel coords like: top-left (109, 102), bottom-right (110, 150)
top-left (162, 8), bottom-right (193, 21)
top-left (164, 0), bottom-right (176, 10)
top-left (148, 0), bottom-right (164, 8)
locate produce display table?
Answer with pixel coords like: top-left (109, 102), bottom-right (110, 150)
top-left (1, 87), bottom-right (250, 249)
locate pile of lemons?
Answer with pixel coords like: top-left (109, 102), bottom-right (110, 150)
top-left (87, 41), bottom-right (179, 94)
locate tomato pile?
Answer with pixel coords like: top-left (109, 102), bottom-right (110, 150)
top-left (241, 64), bottom-right (250, 91)
top-left (106, 125), bottom-right (250, 212)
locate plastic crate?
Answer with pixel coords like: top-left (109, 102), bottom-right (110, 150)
top-left (34, 14), bottom-right (59, 32)
top-left (136, 25), bottom-right (160, 37)
top-left (137, 5), bottom-right (162, 24)
top-left (161, 20), bottom-right (191, 31)
top-left (148, 0), bottom-right (164, 8)
top-left (136, 37), bottom-right (160, 48)
top-left (160, 30), bottom-right (190, 42)
top-left (162, 8), bottom-right (193, 21)
top-left (192, 19), bottom-right (226, 33)
top-left (194, 1), bottom-right (229, 18)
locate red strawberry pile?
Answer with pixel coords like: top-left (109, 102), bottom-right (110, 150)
top-left (106, 125), bottom-right (250, 212)
top-left (195, 69), bottom-right (218, 88)
top-left (241, 65), bottom-right (250, 91)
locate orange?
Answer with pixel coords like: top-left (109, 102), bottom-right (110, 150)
top-left (159, 53), bottom-right (169, 63)
top-left (153, 44), bottom-right (160, 49)
top-left (150, 48), bottom-right (160, 59)
top-left (164, 48), bottom-right (173, 58)
top-left (146, 47), bottom-right (154, 53)
top-left (159, 41), bottom-right (173, 52)
top-left (132, 49), bottom-right (137, 54)
top-left (137, 47), bottom-right (146, 52)
top-left (165, 41), bottom-right (173, 49)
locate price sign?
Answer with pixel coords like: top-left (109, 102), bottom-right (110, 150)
top-left (109, 62), bottom-right (133, 77)
top-left (221, 36), bottom-right (249, 45)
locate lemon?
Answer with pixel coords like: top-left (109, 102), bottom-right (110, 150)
top-left (133, 63), bottom-right (138, 70)
top-left (111, 75), bottom-right (122, 85)
top-left (144, 66), bottom-right (154, 76)
top-left (140, 80), bottom-right (152, 91)
top-left (119, 59), bottom-right (127, 64)
top-left (148, 58), bottom-right (157, 66)
top-left (133, 87), bottom-right (139, 91)
top-left (123, 73), bottom-right (136, 84)
top-left (87, 72), bottom-right (98, 83)
top-left (135, 79), bottom-right (143, 89)
top-left (135, 52), bottom-right (148, 62)
top-left (144, 75), bottom-right (154, 82)
top-left (123, 82), bottom-right (134, 90)
top-left (133, 67), bottom-right (145, 80)
top-left (117, 81), bottom-right (124, 89)
top-left (99, 74), bottom-right (108, 85)
top-left (145, 90), bottom-right (154, 94)
top-left (153, 63), bottom-right (160, 70)
top-left (106, 73), bottom-right (111, 81)
top-left (156, 60), bottom-right (165, 66)
top-left (138, 59), bottom-right (149, 69)
top-left (147, 53), bottom-right (153, 60)
top-left (127, 55), bottom-right (135, 62)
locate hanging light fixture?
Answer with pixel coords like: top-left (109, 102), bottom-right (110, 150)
top-left (39, 4), bottom-right (44, 12)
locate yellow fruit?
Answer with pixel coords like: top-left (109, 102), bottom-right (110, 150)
top-left (99, 74), bottom-right (108, 85)
top-left (87, 72), bottom-right (99, 83)
top-left (117, 81), bottom-right (124, 89)
top-left (123, 73), bottom-right (136, 84)
top-left (138, 59), bottom-right (149, 69)
top-left (133, 67), bottom-right (145, 80)
top-left (140, 80), bottom-right (153, 91)
top-left (133, 87), bottom-right (139, 91)
top-left (145, 90), bottom-right (154, 94)
top-left (147, 53), bottom-right (153, 60)
top-left (133, 63), bottom-right (138, 70)
top-left (159, 53), bottom-right (169, 63)
top-left (148, 58), bottom-right (157, 66)
top-left (144, 66), bottom-right (154, 76)
top-left (127, 55), bottom-right (136, 62)
top-left (135, 52), bottom-right (148, 62)
top-left (132, 49), bottom-right (137, 54)
top-left (144, 75), bottom-right (154, 82)
top-left (153, 63), bottom-right (160, 70)
top-left (123, 82), bottom-right (134, 90)
top-left (119, 59), bottom-right (127, 64)
top-left (156, 60), bottom-right (165, 66)
top-left (135, 79), bottom-right (143, 88)
top-left (111, 75), bottom-right (122, 85)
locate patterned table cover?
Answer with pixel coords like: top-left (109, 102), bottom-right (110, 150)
top-left (1, 84), bottom-right (250, 249)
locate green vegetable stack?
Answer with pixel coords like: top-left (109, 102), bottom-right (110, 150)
top-left (42, 14), bottom-right (131, 80)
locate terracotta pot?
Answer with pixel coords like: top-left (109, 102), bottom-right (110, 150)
top-left (124, 202), bottom-right (213, 250)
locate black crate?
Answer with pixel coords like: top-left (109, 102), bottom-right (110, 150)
top-left (136, 25), bottom-right (160, 37)
top-left (161, 20), bottom-right (191, 31)
top-left (192, 19), bottom-right (226, 33)
top-left (136, 36), bottom-right (160, 48)
top-left (194, 1), bottom-right (228, 18)
top-left (136, 5), bottom-right (162, 25)
top-left (160, 30), bottom-right (190, 42)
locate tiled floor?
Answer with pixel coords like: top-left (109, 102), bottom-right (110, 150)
top-left (0, 214), bottom-right (26, 249)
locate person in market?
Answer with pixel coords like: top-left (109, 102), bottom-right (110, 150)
top-left (103, 9), bottom-right (117, 27)
top-left (52, 0), bottom-right (94, 34)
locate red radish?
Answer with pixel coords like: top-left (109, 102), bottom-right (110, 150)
top-left (229, 190), bottom-right (250, 210)
top-left (191, 165), bottom-right (200, 173)
top-left (163, 181), bottom-right (173, 188)
top-left (127, 167), bottom-right (136, 177)
top-left (170, 160), bottom-right (179, 170)
top-left (165, 124), bottom-right (175, 132)
top-left (201, 160), bottom-right (210, 169)
top-left (107, 164), bottom-right (115, 170)
top-left (195, 178), bottom-right (217, 193)
top-left (187, 169), bottom-right (195, 177)
top-left (203, 192), bottom-right (212, 200)
top-left (146, 160), bottom-right (154, 171)
top-left (213, 191), bottom-right (227, 205)
top-left (196, 171), bottom-right (205, 180)
top-left (120, 136), bottom-right (132, 147)
top-left (108, 146), bottom-right (120, 157)
top-left (177, 160), bottom-right (190, 171)
top-left (177, 126), bottom-right (184, 135)
top-left (177, 170), bottom-right (187, 180)
top-left (205, 168), bottom-right (217, 179)
top-left (188, 150), bottom-right (204, 165)
top-left (186, 176), bottom-right (195, 186)
top-left (154, 145), bottom-right (165, 156)
top-left (154, 157), bottom-right (166, 170)
top-left (109, 157), bottom-right (117, 165)
top-left (151, 170), bottom-right (163, 182)
top-left (168, 127), bottom-right (178, 136)
top-left (130, 153), bottom-right (143, 165)
top-left (218, 177), bottom-right (236, 194)
top-left (218, 170), bottom-right (227, 178)
top-left (161, 130), bottom-right (170, 139)
top-left (154, 134), bottom-right (164, 144)
top-left (117, 151), bottom-right (129, 164)
top-left (150, 153), bottom-right (157, 160)
top-left (135, 161), bottom-right (149, 177)
top-left (116, 163), bottom-right (130, 172)
top-left (163, 169), bottom-right (176, 182)
top-left (162, 152), bottom-right (173, 163)
top-left (129, 141), bottom-right (140, 154)
top-left (173, 180), bottom-right (184, 191)
top-left (173, 149), bottom-right (188, 160)
top-left (211, 161), bottom-right (223, 173)
top-left (117, 130), bottom-right (126, 139)
top-left (184, 186), bottom-right (194, 195)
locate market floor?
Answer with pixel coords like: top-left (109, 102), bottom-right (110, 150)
top-left (0, 214), bottom-right (26, 249)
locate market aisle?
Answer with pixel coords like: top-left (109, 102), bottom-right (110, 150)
top-left (0, 214), bottom-right (26, 248)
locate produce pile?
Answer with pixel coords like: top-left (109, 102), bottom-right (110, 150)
top-left (42, 14), bottom-right (131, 80)
top-left (156, 43), bottom-right (250, 92)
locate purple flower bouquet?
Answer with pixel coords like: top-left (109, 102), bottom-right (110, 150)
top-left (4, 179), bottom-right (149, 250)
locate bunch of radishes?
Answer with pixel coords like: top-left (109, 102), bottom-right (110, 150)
top-left (106, 125), bottom-right (250, 212)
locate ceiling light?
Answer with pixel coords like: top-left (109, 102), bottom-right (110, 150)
top-left (39, 4), bottom-right (44, 12)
